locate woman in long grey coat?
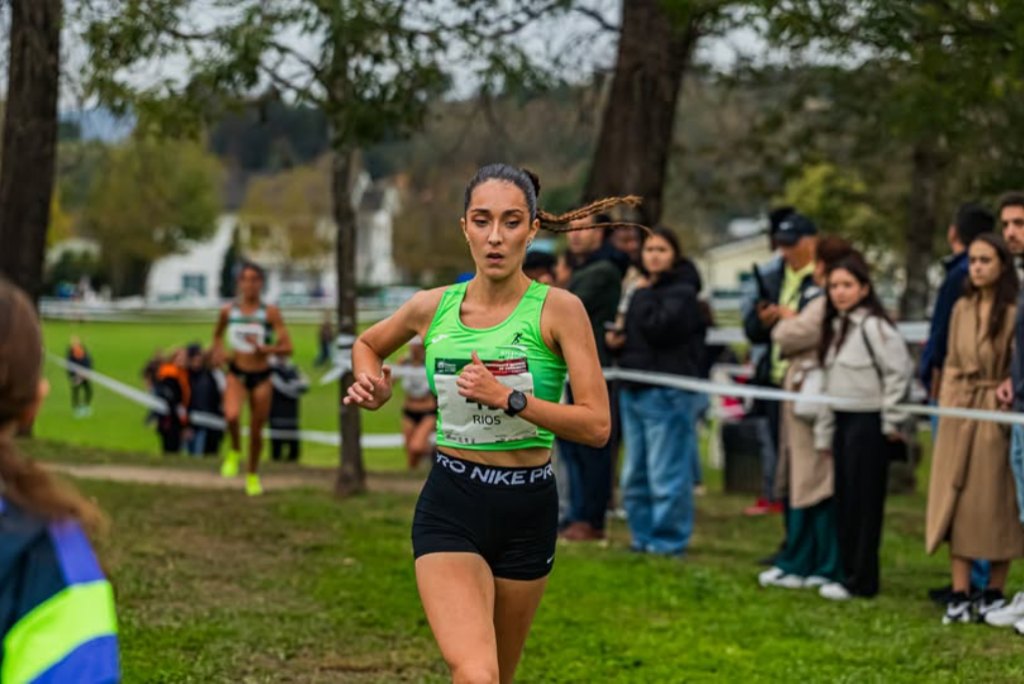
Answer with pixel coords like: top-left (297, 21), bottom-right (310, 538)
top-left (926, 233), bottom-right (1024, 624)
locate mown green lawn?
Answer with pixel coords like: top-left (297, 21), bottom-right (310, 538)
top-left (39, 319), bottom-right (408, 470)
top-left (21, 437), bottom-right (1024, 683)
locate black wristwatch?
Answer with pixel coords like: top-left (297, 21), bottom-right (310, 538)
top-left (505, 390), bottom-right (528, 417)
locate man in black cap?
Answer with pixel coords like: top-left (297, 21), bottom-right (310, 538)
top-left (741, 210), bottom-right (820, 523)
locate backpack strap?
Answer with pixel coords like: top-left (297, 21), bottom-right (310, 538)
top-left (859, 318), bottom-right (884, 383)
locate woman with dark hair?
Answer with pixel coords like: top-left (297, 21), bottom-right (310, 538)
top-left (0, 279), bottom-right (120, 682)
top-left (343, 164), bottom-right (639, 683)
top-left (212, 261), bottom-right (294, 496)
top-left (760, 235), bottom-right (853, 589)
top-left (606, 226), bottom-right (705, 556)
top-left (814, 251), bottom-right (912, 601)
top-left (926, 233), bottom-right (1024, 624)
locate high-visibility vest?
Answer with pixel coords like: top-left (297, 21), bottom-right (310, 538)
top-left (0, 498), bottom-right (120, 683)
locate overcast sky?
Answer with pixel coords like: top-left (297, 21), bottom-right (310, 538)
top-left (48, 1), bottom-right (767, 113)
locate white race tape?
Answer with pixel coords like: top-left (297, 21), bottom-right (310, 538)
top-left (50, 351), bottom-right (1024, 439)
top-left (48, 353), bottom-right (407, 449)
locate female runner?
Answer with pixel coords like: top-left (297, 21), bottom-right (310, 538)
top-left (398, 336), bottom-right (438, 470)
top-left (212, 261), bottom-right (293, 496)
top-left (344, 164), bottom-right (637, 683)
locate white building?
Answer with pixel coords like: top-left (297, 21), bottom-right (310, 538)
top-left (146, 215), bottom-right (237, 305)
top-left (696, 218), bottom-right (774, 296)
top-left (145, 172), bottom-right (401, 304)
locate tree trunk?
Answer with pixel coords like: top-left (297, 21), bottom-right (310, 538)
top-left (331, 142), bottom-right (366, 497)
top-left (583, 0), bottom-right (699, 225)
top-left (0, 0), bottom-right (62, 304)
top-left (901, 141), bottom-right (946, 319)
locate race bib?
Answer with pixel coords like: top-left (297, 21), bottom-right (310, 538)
top-left (227, 322), bottom-right (265, 353)
top-left (434, 357), bottom-right (538, 445)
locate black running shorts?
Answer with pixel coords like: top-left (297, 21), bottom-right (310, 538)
top-left (412, 452), bottom-right (558, 581)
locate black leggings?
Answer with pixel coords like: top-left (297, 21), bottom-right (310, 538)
top-left (71, 380), bottom-right (92, 408)
top-left (833, 411), bottom-right (890, 598)
top-left (413, 453), bottom-right (558, 581)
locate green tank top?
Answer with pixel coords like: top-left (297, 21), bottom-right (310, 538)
top-left (425, 280), bottom-right (567, 451)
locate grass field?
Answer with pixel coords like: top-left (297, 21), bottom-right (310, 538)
top-left (39, 318), bottom-right (409, 470)
top-left (22, 437), bottom-right (1024, 683)
top-left (32, 317), bottom-right (1024, 682)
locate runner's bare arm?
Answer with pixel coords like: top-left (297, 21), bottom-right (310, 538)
top-left (211, 306), bottom-right (229, 364)
top-left (345, 288), bottom-right (445, 410)
top-left (261, 306), bottom-right (293, 356)
top-left (455, 289), bottom-right (610, 447)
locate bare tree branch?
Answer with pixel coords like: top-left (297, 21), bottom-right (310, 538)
top-left (573, 6), bottom-right (620, 33)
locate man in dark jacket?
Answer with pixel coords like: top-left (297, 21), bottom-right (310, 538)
top-left (185, 344), bottom-right (225, 457)
top-left (741, 210), bottom-right (820, 518)
top-left (270, 361), bottom-right (309, 462)
top-left (920, 204), bottom-right (995, 405)
top-left (558, 214), bottom-right (627, 541)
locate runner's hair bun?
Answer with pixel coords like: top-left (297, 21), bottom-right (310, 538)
top-left (520, 168), bottom-right (541, 199)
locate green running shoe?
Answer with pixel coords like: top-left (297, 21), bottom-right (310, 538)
top-left (220, 450), bottom-right (240, 478)
top-left (245, 473), bottom-right (263, 497)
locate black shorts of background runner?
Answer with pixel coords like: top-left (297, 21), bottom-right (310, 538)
top-left (413, 453), bottom-right (558, 581)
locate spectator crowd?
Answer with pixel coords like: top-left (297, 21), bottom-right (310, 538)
top-left (527, 192), bottom-right (1024, 634)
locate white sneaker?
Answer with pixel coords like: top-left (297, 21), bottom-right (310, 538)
top-left (758, 567), bottom-right (785, 587)
top-left (984, 591), bottom-right (1024, 627)
top-left (976, 591), bottom-right (1008, 624)
top-left (803, 575), bottom-right (830, 588)
top-left (764, 573), bottom-right (806, 589)
top-left (943, 598), bottom-right (973, 625)
top-left (1013, 616), bottom-right (1024, 635)
top-left (819, 582), bottom-right (852, 601)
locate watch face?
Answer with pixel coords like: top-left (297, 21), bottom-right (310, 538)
top-left (510, 391), bottom-right (527, 412)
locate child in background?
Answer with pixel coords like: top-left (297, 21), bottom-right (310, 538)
top-left (67, 335), bottom-right (94, 418)
top-left (155, 349), bottom-right (191, 455)
top-left (0, 278), bottom-right (120, 682)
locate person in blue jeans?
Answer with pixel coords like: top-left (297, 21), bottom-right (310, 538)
top-left (607, 227), bottom-right (706, 555)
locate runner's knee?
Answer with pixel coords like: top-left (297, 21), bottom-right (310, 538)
top-left (450, 661), bottom-right (499, 684)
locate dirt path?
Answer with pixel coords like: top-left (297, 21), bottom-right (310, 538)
top-left (48, 463), bottom-right (424, 495)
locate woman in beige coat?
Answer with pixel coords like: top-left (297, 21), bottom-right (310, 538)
top-left (926, 232), bottom-right (1024, 624)
top-left (760, 237), bottom-right (853, 589)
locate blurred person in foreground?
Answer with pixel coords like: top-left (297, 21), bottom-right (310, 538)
top-left (0, 278), bottom-right (120, 682)
top-left (926, 233), bottom-right (1022, 625)
top-left (606, 227), bottom-right (705, 556)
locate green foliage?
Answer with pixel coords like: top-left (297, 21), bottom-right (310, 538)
top-left (779, 162), bottom-right (888, 249)
top-left (79, 1), bottom-right (572, 148)
top-left (238, 157), bottom-right (333, 263)
top-left (81, 137), bottom-right (223, 295)
top-left (44, 250), bottom-right (104, 295)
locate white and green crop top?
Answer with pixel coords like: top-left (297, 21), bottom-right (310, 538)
top-left (226, 304), bottom-right (273, 353)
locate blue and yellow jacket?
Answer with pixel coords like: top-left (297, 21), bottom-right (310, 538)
top-left (0, 498), bottom-right (119, 683)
